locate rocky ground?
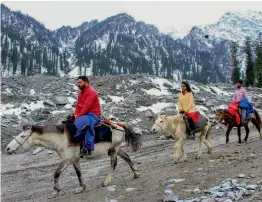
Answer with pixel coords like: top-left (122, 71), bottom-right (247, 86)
top-left (1, 74), bottom-right (262, 202)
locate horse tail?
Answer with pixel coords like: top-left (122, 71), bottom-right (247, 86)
top-left (123, 123), bottom-right (142, 152)
top-left (254, 109), bottom-right (262, 128)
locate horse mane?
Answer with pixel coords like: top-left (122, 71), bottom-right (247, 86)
top-left (27, 124), bottom-right (65, 134)
top-left (161, 114), bottom-right (183, 129)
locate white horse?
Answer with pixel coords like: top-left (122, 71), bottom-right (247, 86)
top-left (6, 123), bottom-right (141, 198)
top-left (151, 114), bottom-right (212, 163)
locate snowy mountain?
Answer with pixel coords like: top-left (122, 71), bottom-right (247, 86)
top-left (1, 3), bottom-right (261, 83)
top-left (182, 11), bottom-right (262, 75)
top-left (200, 10), bottom-right (262, 43)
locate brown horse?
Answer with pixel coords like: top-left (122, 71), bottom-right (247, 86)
top-left (215, 109), bottom-right (262, 144)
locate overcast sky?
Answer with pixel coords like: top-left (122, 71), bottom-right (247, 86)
top-left (3, 1), bottom-right (262, 36)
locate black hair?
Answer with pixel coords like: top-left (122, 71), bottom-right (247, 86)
top-left (236, 79), bottom-right (243, 85)
top-left (181, 81), bottom-right (194, 96)
top-left (77, 76), bottom-right (89, 83)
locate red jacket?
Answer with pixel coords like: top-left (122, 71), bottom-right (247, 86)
top-left (74, 85), bottom-right (101, 118)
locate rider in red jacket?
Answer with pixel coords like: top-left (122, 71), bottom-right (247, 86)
top-left (74, 82), bottom-right (101, 118)
top-left (74, 76), bottom-right (101, 157)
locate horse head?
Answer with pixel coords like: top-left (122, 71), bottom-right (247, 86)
top-left (6, 124), bottom-right (46, 154)
top-left (214, 109), bottom-right (226, 124)
top-left (151, 115), bottom-right (167, 134)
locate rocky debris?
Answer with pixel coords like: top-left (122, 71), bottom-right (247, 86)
top-left (1, 74), bottom-right (262, 151)
top-left (145, 109), bottom-right (155, 120)
top-left (107, 185), bottom-right (116, 192)
top-left (32, 147), bottom-right (44, 155)
top-left (125, 187), bottom-right (135, 192)
top-left (43, 100), bottom-right (56, 107)
top-left (237, 174), bottom-right (245, 178)
top-left (54, 96), bottom-right (69, 105)
top-left (163, 178), bottom-right (261, 202)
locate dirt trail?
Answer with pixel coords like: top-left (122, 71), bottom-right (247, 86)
top-left (1, 128), bottom-right (262, 202)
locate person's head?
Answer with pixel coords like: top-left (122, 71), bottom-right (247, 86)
top-left (236, 79), bottom-right (243, 89)
top-left (77, 76), bottom-right (89, 90)
top-left (181, 81), bottom-right (194, 95)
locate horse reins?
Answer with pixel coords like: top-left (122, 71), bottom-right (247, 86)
top-left (14, 131), bottom-right (34, 148)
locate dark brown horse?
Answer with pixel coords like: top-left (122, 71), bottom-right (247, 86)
top-left (215, 109), bottom-right (262, 144)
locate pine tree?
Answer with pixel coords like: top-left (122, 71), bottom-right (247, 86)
top-left (1, 35), bottom-right (9, 72)
top-left (230, 41), bottom-right (241, 83)
top-left (243, 37), bottom-right (255, 87)
top-left (255, 40), bottom-right (262, 87)
top-left (21, 53), bottom-right (27, 75)
top-left (11, 46), bottom-right (19, 75)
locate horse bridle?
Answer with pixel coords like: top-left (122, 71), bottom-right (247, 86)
top-left (14, 130), bottom-right (34, 148)
top-left (215, 110), bottom-right (232, 123)
top-left (154, 122), bottom-right (165, 132)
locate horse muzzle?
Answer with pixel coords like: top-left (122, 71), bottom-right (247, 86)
top-left (6, 147), bottom-right (16, 155)
top-left (151, 128), bottom-right (157, 134)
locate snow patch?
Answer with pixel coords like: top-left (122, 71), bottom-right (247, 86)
top-left (5, 88), bottom-right (13, 95)
top-left (51, 110), bottom-right (67, 115)
top-left (1, 101), bottom-right (45, 117)
top-left (137, 103), bottom-right (173, 114)
top-left (30, 89), bottom-right (36, 95)
top-left (99, 98), bottom-right (106, 105)
top-left (210, 86), bottom-right (230, 96)
top-left (68, 97), bottom-right (76, 105)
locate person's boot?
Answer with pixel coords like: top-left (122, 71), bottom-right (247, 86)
top-left (79, 148), bottom-right (88, 158)
top-left (187, 128), bottom-right (195, 140)
top-left (79, 140), bottom-right (88, 158)
top-left (241, 119), bottom-right (247, 125)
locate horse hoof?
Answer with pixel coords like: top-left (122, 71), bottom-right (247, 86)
top-left (207, 150), bottom-right (212, 154)
top-left (180, 158), bottom-right (187, 162)
top-left (134, 172), bottom-right (140, 179)
top-left (173, 161), bottom-right (178, 165)
top-left (74, 187), bottom-right (84, 194)
top-left (102, 182), bottom-right (109, 187)
top-left (83, 184), bottom-right (87, 190)
top-left (195, 155), bottom-right (200, 159)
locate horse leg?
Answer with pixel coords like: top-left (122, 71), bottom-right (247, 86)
top-left (196, 134), bottom-right (204, 159)
top-left (173, 139), bottom-right (181, 163)
top-left (237, 126), bottom-right (242, 144)
top-left (73, 159), bottom-right (86, 194)
top-left (179, 139), bottom-right (187, 162)
top-left (251, 118), bottom-right (262, 139)
top-left (204, 126), bottom-right (213, 154)
top-left (117, 148), bottom-right (139, 178)
top-left (50, 160), bottom-right (71, 198)
top-left (226, 125), bottom-right (233, 144)
top-left (243, 125), bottom-right (250, 143)
top-left (102, 148), bottom-right (118, 187)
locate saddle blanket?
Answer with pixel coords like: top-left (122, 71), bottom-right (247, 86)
top-left (63, 119), bottom-right (117, 146)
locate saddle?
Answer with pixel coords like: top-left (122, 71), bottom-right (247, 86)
top-left (62, 115), bottom-right (123, 146)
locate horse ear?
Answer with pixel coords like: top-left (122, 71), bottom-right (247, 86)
top-left (160, 115), bottom-right (167, 120)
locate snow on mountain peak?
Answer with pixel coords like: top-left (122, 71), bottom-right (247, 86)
top-left (200, 10), bottom-right (262, 42)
